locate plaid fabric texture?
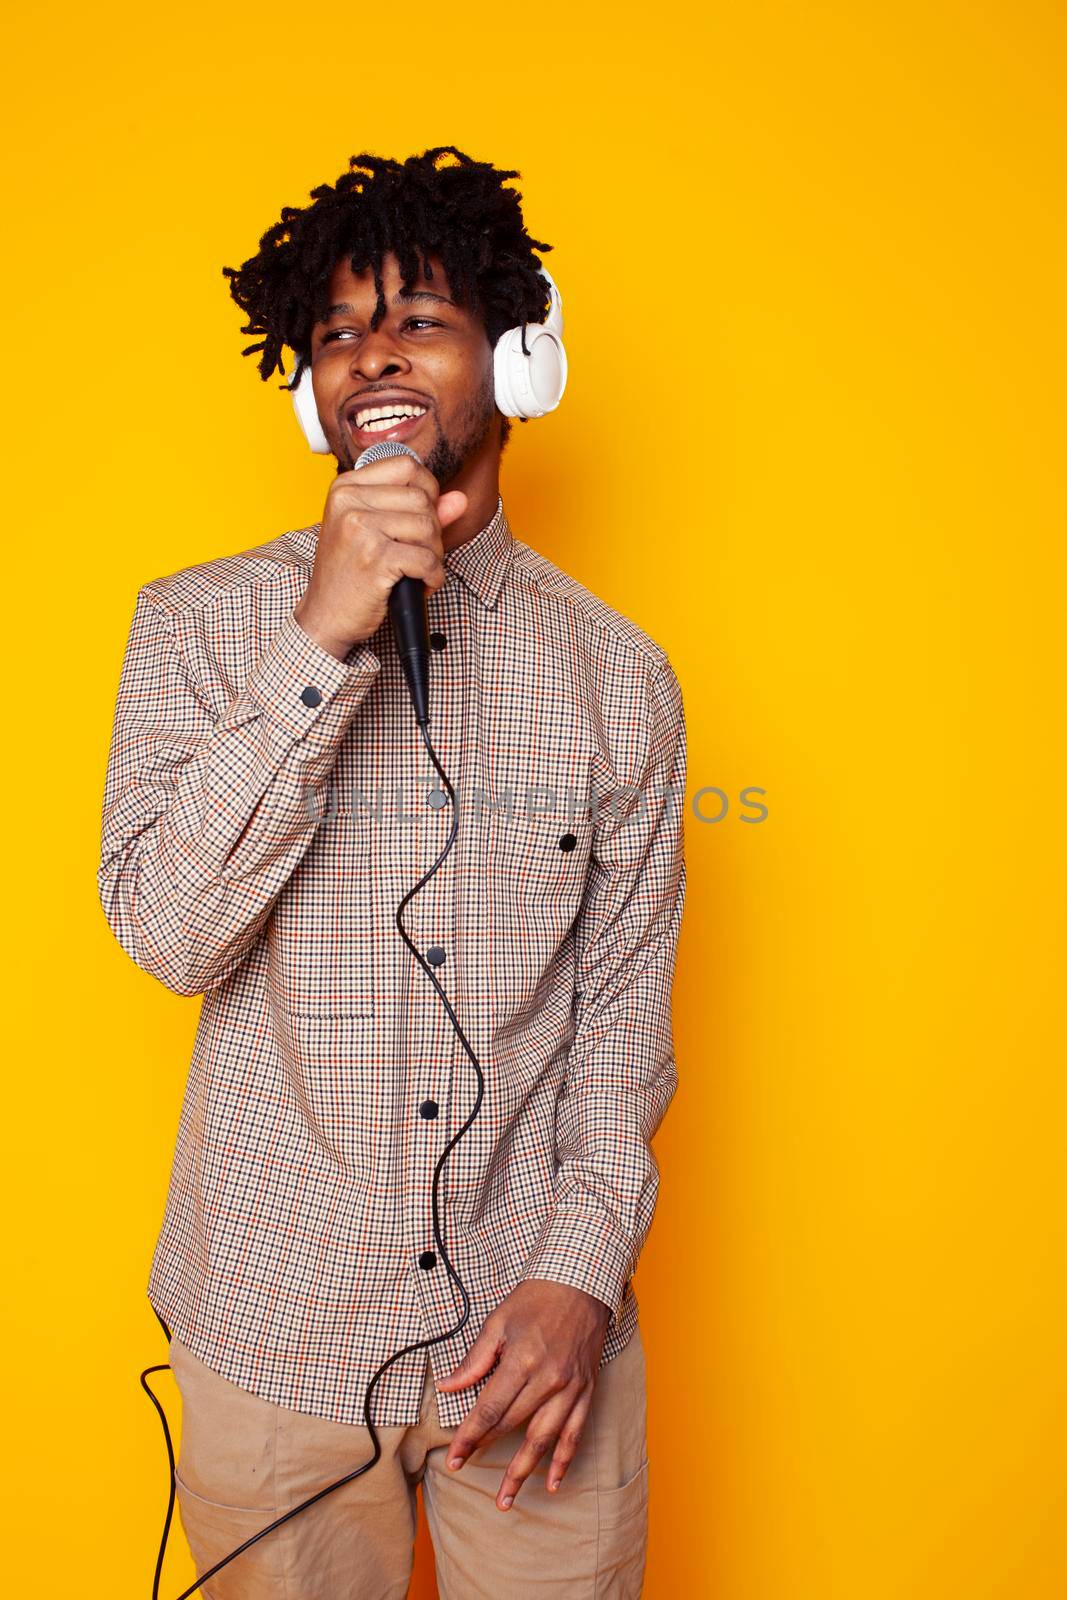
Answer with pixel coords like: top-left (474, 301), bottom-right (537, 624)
top-left (97, 497), bottom-right (687, 1426)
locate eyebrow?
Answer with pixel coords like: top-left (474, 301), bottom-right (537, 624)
top-left (322, 289), bottom-right (456, 319)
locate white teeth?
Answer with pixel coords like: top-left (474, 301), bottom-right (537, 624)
top-left (353, 403), bottom-right (427, 430)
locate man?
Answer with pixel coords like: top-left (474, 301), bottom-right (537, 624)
top-left (97, 146), bottom-right (687, 1598)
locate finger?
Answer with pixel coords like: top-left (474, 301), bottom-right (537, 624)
top-left (437, 489), bottom-right (468, 528)
top-left (335, 455), bottom-right (440, 497)
top-left (383, 540), bottom-right (446, 594)
top-left (495, 1386), bottom-right (584, 1511)
top-left (444, 1364), bottom-right (529, 1471)
top-left (437, 1325), bottom-right (504, 1393)
top-left (332, 483), bottom-right (438, 515)
top-left (543, 1385), bottom-right (594, 1493)
top-left (453, 1374), bottom-right (538, 1454)
top-left (357, 510), bottom-right (442, 552)
top-left (338, 482), bottom-right (465, 533)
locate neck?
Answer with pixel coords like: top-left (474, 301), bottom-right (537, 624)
top-left (439, 421), bottom-right (503, 556)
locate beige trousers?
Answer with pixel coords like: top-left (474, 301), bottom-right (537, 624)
top-left (170, 1323), bottom-right (649, 1599)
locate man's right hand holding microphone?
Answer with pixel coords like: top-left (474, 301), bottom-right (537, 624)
top-left (294, 454), bottom-right (468, 662)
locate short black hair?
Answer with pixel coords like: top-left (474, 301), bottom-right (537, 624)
top-left (222, 146), bottom-right (554, 399)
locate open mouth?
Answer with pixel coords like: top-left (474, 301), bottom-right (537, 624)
top-left (347, 401), bottom-right (429, 444)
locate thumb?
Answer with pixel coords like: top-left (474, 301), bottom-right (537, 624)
top-left (436, 1325), bottom-right (503, 1390)
top-left (437, 489), bottom-right (468, 529)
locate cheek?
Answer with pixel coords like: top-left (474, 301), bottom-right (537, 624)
top-left (433, 341), bottom-right (494, 402)
top-left (451, 363), bottom-right (497, 429)
top-left (311, 363), bottom-right (345, 418)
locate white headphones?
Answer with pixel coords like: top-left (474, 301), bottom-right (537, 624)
top-left (288, 264), bottom-right (567, 454)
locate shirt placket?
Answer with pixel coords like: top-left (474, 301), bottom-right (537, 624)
top-left (404, 576), bottom-right (468, 1339)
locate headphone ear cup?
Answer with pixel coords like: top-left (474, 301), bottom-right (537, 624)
top-left (494, 263), bottom-right (568, 419)
top-left (494, 325), bottom-right (568, 419)
top-left (528, 327), bottom-right (567, 412)
top-left (289, 362), bottom-right (333, 454)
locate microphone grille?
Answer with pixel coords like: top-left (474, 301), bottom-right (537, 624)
top-left (354, 439), bottom-right (423, 470)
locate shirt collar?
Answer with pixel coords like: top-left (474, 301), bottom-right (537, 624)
top-left (443, 495), bottom-right (513, 610)
top-left (286, 494), bottom-right (513, 611)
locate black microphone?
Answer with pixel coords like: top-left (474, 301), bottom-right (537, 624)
top-left (353, 439), bottom-right (431, 729)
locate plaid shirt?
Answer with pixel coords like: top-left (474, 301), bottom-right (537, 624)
top-left (97, 497), bottom-right (687, 1426)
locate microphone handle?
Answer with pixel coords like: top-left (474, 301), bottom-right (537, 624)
top-left (388, 574), bottom-right (430, 729)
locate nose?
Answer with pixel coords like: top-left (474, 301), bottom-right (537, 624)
top-left (349, 323), bottom-right (411, 383)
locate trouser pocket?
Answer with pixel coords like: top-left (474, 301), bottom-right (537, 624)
top-left (170, 1337), bottom-right (287, 1599)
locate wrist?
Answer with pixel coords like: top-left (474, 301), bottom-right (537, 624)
top-left (293, 599), bottom-right (359, 662)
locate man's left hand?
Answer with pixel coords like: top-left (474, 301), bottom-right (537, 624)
top-left (435, 1279), bottom-right (613, 1511)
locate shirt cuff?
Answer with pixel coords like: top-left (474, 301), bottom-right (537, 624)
top-left (517, 1202), bottom-right (636, 1329)
top-left (239, 609), bottom-right (381, 745)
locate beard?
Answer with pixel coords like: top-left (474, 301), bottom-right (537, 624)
top-left (422, 365), bottom-right (497, 486)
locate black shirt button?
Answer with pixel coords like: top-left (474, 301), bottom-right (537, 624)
top-left (559, 832), bottom-right (577, 851)
top-left (426, 946), bottom-right (447, 966)
top-left (419, 1099), bottom-right (439, 1119)
top-left (300, 685), bottom-right (323, 707)
top-left (430, 632), bottom-right (447, 652)
top-left (418, 1251), bottom-right (437, 1270)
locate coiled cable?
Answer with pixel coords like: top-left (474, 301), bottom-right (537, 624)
top-left (141, 717), bottom-right (482, 1598)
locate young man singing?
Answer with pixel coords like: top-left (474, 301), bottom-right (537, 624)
top-left (97, 146), bottom-right (687, 1598)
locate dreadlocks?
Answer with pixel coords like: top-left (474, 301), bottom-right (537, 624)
top-left (222, 146), bottom-right (554, 412)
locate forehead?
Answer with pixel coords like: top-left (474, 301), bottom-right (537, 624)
top-left (324, 250), bottom-right (452, 304)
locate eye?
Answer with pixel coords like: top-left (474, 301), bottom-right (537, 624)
top-left (319, 317), bottom-right (441, 347)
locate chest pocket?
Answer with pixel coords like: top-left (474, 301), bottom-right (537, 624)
top-left (483, 805), bottom-right (596, 936)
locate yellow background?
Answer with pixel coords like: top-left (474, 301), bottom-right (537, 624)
top-left (3, 1), bottom-right (1064, 1594)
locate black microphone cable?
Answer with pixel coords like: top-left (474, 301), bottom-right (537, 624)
top-left (140, 713), bottom-right (484, 1599)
